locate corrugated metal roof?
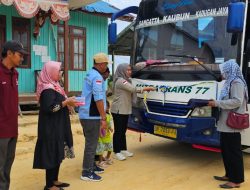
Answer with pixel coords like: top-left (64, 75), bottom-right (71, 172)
top-left (80, 1), bottom-right (134, 21)
top-left (82, 0), bottom-right (119, 14)
top-left (69, 0), bottom-right (99, 9)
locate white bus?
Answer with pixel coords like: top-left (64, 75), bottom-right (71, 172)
top-left (109, 0), bottom-right (250, 151)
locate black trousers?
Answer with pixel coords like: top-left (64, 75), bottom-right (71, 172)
top-left (112, 113), bottom-right (129, 153)
top-left (220, 132), bottom-right (244, 183)
top-left (46, 165), bottom-right (60, 188)
top-left (0, 138), bottom-right (17, 190)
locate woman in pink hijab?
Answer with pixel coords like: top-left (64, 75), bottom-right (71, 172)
top-left (33, 61), bottom-right (77, 190)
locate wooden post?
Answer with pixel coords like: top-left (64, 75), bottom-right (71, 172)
top-left (64, 20), bottom-right (69, 94)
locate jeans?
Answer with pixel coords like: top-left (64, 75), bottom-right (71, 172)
top-left (80, 119), bottom-right (100, 174)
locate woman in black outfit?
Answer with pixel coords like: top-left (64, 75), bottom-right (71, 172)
top-left (33, 61), bottom-right (77, 190)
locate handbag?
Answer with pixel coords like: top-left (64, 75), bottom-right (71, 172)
top-left (226, 111), bottom-right (249, 129)
top-left (226, 80), bottom-right (249, 129)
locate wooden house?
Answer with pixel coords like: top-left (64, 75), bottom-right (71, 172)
top-left (0, 0), bottom-right (131, 106)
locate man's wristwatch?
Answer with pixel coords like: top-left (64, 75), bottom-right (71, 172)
top-left (101, 117), bottom-right (106, 121)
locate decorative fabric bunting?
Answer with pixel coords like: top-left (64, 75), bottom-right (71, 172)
top-left (0, 0), bottom-right (69, 21)
top-left (1, 0), bottom-right (14, 6)
top-left (51, 3), bottom-right (69, 21)
top-left (13, 0), bottom-right (39, 18)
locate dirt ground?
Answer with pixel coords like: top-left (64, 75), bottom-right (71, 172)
top-left (10, 115), bottom-right (250, 190)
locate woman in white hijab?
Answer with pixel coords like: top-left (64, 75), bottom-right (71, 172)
top-left (208, 60), bottom-right (248, 189)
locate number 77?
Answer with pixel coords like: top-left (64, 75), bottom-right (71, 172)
top-left (195, 87), bottom-right (210, 94)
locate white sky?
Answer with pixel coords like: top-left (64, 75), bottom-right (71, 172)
top-left (104, 0), bottom-right (141, 9)
top-left (103, 0), bottom-right (141, 67)
top-left (104, 0), bottom-right (141, 32)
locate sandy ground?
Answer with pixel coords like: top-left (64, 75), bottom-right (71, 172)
top-left (9, 115), bottom-right (250, 190)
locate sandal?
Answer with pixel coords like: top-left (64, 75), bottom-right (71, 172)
top-left (54, 182), bottom-right (70, 188)
top-left (219, 182), bottom-right (240, 189)
top-left (97, 161), bottom-right (108, 168)
top-left (214, 176), bottom-right (229, 181)
top-left (105, 158), bottom-right (113, 165)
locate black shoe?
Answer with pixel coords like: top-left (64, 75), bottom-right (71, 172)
top-left (94, 164), bottom-right (104, 174)
top-left (44, 186), bottom-right (64, 190)
top-left (214, 176), bottom-right (229, 181)
top-left (80, 171), bottom-right (102, 182)
top-left (219, 183), bottom-right (240, 189)
top-left (54, 182), bottom-right (70, 188)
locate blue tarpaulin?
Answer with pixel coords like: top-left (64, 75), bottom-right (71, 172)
top-left (82, 0), bottom-right (119, 14)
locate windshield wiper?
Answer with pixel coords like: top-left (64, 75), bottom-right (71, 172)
top-left (166, 54), bottom-right (205, 60)
top-left (132, 60), bottom-right (180, 77)
top-left (166, 54), bottom-right (222, 82)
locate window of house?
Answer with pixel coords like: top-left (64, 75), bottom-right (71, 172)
top-left (70, 27), bottom-right (86, 70)
top-left (0, 15), bottom-right (6, 60)
top-left (58, 25), bottom-right (86, 71)
top-left (12, 17), bottom-right (31, 68)
top-left (57, 25), bottom-right (65, 67)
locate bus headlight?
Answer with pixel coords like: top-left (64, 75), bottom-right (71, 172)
top-left (191, 106), bottom-right (212, 117)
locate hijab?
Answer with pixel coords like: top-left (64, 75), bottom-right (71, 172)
top-left (113, 63), bottom-right (131, 88)
top-left (36, 61), bottom-right (66, 101)
top-left (219, 59), bottom-right (248, 100)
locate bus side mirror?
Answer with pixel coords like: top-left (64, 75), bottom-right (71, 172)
top-left (108, 22), bottom-right (117, 44)
top-left (227, 1), bottom-right (245, 33)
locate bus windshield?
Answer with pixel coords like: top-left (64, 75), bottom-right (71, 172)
top-left (133, 0), bottom-right (239, 65)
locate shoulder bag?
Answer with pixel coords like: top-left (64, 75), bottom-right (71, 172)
top-left (226, 80), bottom-right (249, 129)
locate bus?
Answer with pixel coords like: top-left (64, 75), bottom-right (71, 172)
top-left (109, 0), bottom-right (250, 150)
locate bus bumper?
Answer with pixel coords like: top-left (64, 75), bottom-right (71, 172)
top-left (128, 108), bottom-right (220, 147)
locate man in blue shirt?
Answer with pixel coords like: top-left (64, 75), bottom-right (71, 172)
top-left (79, 52), bottom-right (111, 181)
